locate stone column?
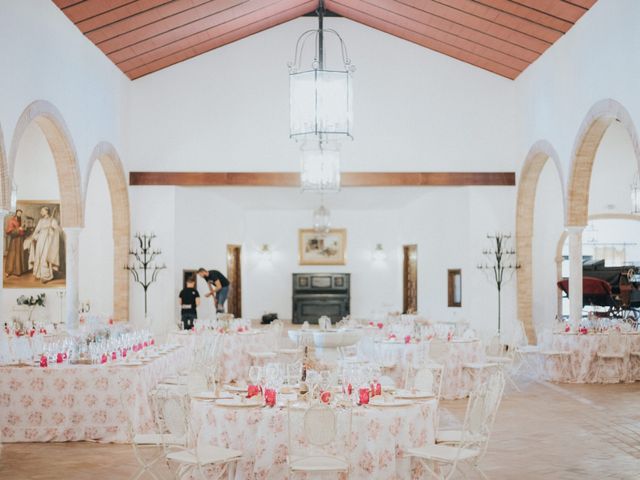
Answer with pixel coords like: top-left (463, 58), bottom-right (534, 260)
top-left (63, 227), bottom-right (82, 332)
top-left (568, 226), bottom-right (584, 329)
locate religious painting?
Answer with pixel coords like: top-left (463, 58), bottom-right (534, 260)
top-left (3, 201), bottom-right (66, 288)
top-left (299, 228), bottom-right (346, 265)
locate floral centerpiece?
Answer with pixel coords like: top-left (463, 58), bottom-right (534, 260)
top-left (16, 293), bottom-right (46, 324)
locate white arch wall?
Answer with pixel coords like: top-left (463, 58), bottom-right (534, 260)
top-left (0, 0), bottom-right (128, 195)
top-left (516, 0), bottom-right (640, 188)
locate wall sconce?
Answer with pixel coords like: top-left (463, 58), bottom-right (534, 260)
top-left (259, 244), bottom-right (272, 260)
top-left (373, 243), bottom-right (386, 261)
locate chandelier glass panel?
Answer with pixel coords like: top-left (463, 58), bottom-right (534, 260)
top-left (289, 1), bottom-right (354, 193)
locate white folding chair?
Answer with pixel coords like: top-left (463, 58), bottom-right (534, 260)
top-left (404, 362), bottom-right (444, 400)
top-left (121, 388), bottom-right (186, 480)
top-left (484, 334), bottom-right (519, 392)
top-left (408, 371), bottom-right (505, 480)
top-left (539, 330), bottom-right (574, 382)
top-left (594, 329), bottom-right (626, 383)
top-left (287, 403), bottom-right (352, 478)
top-left (163, 391), bottom-right (242, 480)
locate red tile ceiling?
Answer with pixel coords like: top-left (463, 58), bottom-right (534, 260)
top-left (52, 0), bottom-right (597, 80)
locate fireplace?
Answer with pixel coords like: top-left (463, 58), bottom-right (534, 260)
top-left (292, 273), bottom-right (350, 324)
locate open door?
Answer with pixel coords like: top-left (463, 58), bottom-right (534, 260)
top-left (226, 245), bottom-right (242, 317)
top-left (403, 244), bottom-right (418, 314)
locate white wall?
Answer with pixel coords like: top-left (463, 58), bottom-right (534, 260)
top-left (79, 162), bottom-right (113, 315)
top-left (0, 0), bottom-right (129, 325)
top-left (127, 17), bottom-right (517, 173)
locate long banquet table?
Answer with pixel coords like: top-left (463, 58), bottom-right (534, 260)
top-left (191, 397), bottom-right (437, 479)
top-left (0, 346), bottom-right (188, 443)
top-left (372, 338), bottom-right (484, 399)
top-left (169, 330), bottom-right (274, 383)
top-left (545, 332), bottom-right (640, 383)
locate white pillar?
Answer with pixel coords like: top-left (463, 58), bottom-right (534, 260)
top-left (568, 226), bottom-right (584, 329)
top-left (63, 227), bottom-right (82, 332)
top-left (0, 211), bottom-right (8, 311)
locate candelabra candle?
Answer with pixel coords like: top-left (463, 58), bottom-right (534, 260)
top-left (478, 232), bottom-right (520, 335)
top-left (125, 233), bottom-right (166, 318)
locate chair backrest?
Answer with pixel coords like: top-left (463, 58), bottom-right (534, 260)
top-left (153, 390), bottom-right (187, 438)
top-left (428, 340), bottom-right (449, 362)
top-left (187, 370), bottom-right (209, 396)
top-left (405, 362), bottom-right (444, 399)
top-left (287, 402), bottom-right (352, 462)
top-left (604, 328), bottom-right (625, 354)
top-left (461, 371), bottom-right (505, 456)
top-left (485, 334), bottom-right (504, 357)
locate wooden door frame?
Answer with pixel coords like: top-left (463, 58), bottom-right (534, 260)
top-left (226, 244), bottom-right (242, 318)
top-left (403, 244), bottom-right (418, 314)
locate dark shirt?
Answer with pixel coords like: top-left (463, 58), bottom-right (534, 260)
top-left (207, 270), bottom-right (230, 288)
top-left (179, 287), bottom-right (200, 316)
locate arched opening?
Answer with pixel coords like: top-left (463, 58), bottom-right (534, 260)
top-left (515, 140), bottom-right (565, 343)
top-left (6, 100), bottom-right (83, 328)
top-left (564, 100), bottom-right (640, 323)
top-left (82, 143), bottom-right (130, 321)
top-left (0, 123), bottom-right (10, 210)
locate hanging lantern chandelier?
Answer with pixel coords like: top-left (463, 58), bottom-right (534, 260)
top-left (289, 0), bottom-right (354, 193)
top-left (313, 199), bottom-right (331, 234)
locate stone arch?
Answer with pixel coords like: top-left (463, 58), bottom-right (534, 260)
top-left (84, 142), bottom-right (130, 321)
top-left (516, 140), bottom-right (565, 344)
top-left (567, 99), bottom-right (640, 227)
top-left (0, 123), bottom-right (10, 211)
top-left (9, 100), bottom-right (83, 227)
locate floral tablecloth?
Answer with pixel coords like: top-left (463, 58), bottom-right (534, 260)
top-left (168, 330), bottom-right (275, 384)
top-left (191, 398), bottom-right (437, 479)
top-left (0, 347), bottom-right (188, 443)
top-left (370, 339), bottom-right (483, 399)
top-left (545, 333), bottom-right (640, 383)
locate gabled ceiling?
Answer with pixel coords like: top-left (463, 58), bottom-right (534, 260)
top-left (53, 0), bottom-right (597, 80)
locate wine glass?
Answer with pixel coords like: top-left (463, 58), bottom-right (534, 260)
top-left (248, 365), bottom-right (262, 386)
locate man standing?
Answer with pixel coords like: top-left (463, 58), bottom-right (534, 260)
top-left (197, 268), bottom-right (230, 314)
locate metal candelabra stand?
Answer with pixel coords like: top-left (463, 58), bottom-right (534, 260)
top-left (477, 232), bottom-right (520, 335)
top-left (125, 233), bottom-right (166, 318)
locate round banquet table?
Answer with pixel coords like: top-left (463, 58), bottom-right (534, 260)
top-left (191, 398), bottom-right (437, 479)
top-left (546, 332), bottom-right (640, 383)
top-left (0, 346), bottom-right (189, 442)
top-left (168, 330), bottom-right (274, 384)
top-left (371, 339), bottom-right (484, 399)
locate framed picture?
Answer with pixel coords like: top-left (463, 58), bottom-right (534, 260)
top-left (299, 229), bottom-right (347, 265)
top-left (448, 269), bottom-right (462, 307)
top-left (4, 201), bottom-right (66, 288)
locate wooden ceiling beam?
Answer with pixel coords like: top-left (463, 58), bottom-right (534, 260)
top-left (129, 171), bottom-right (516, 187)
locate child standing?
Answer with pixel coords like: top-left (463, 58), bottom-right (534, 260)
top-left (178, 276), bottom-right (200, 330)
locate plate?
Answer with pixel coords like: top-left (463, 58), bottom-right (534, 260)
top-left (215, 398), bottom-right (262, 408)
top-left (191, 392), bottom-right (233, 401)
top-left (394, 389), bottom-right (434, 399)
top-left (224, 384), bottom-right (248, 392)
top-left (368, 398), bottom-right (414, 407)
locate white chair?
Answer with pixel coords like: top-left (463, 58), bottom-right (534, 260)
top-left (120, 388), bottom-right (186, 480)
top-left (287, 403), bottom-right (352, 478)
top-left (484, 334), bottom-right (519, 392)
top-left (162, 391), bottom-right (242, 480)
top-left (629, 348), bottom-right (640, 381)
top-left (512, 321), bottom-right (541, 379)
top-left (404, 362), bottom-right (444, 400)
top-left (539, 329), bottom-right (574, 382)
top-left (594, 329), bottom-right (626, 383)
top-left (407, 371), bottom-right (505, 480)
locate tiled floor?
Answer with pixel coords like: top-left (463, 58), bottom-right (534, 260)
top-left (1, 381), bottom-right (639, 479)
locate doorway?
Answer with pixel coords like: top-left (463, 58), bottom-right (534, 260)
top-left (403, 244), bottom-right (418, 313)
top-left (226, 245), bottom-right (242, 317)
